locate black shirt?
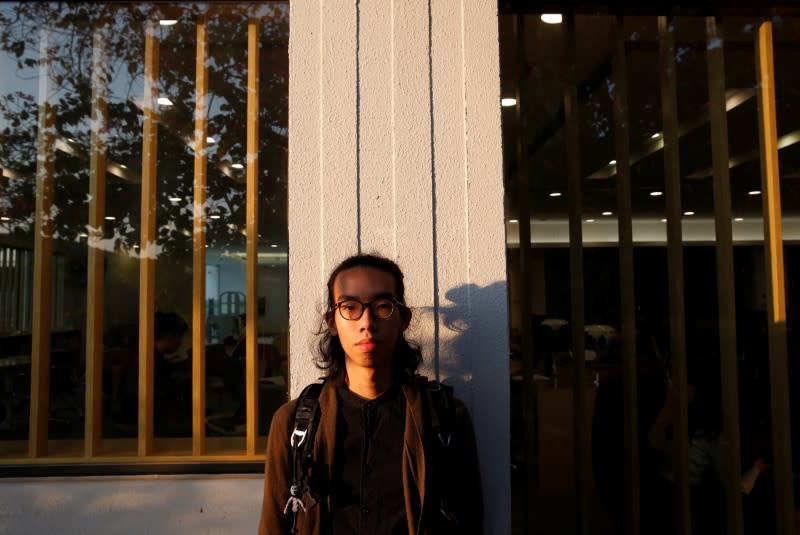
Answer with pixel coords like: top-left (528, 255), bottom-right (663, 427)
top-left (331, 385), bottom-right (408, 535)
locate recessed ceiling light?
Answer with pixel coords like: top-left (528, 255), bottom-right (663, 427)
top-left (168, 196), bottom-right (181, 203)
top-left (206, 136), bottom-right (216, 144)
top-left (120, 164), bottom-right (128, 169)
top-left (734, 217), bottom-right (744, 222)
top-left (159, 20), bottom-right (178, 26)
top-left (209, 214), bottom-right (221, 220)
top-left (650, 191), bottom-right (663, 197)
top-left (549, 192), bottom-right (562, 197)
top-left (501, 97), bottom-right (517, 107)
top-left (157, 97), bottom-right (174, 106)
top-left (650, 133), bottom-right (661, 139)
top-left (540, 14), bottom-right (563, 24)
top-left (684, 211), bottom-right (695, 216)
top-left (585, 218), bottom-right (595, 223)
top-left (0, 216), bottom-right (10, 221)
top-left (270, 244), bottom-right (278, 248)
top-left (748, 190), bottom-right (761, 196)
top-left (609, 160), bottom-right (617, 166)
top-left (661, 218), bottom-right (668, 222)
top-left (508, 219), bottom-right (519, 223)
top-left (105, 216), bottom-right (116, 221)
top-left (602, 211), bottom-right (613, 216)
top-left (231, 163), bottom-right (244, 169)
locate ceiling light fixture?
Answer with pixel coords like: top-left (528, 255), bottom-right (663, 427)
top-left (159, 20), bottom-right (178, 26)
top-left (501, 97), bottom-right (517, 107)
top-left (508, 219), bottom-right (519, 223)
top-left (0, 216), bottom-right (10, 221)
top-left (661, 218), bottom-right (668, 222)
top-left (168, 196), bottom-right (181, 202)
top-left (270, 244), bottom-right (278, 248)
top-left (748, 190), bottom-right (761, 195)
top-left (549, 192), bottom-right (562, 197)
top-left (231, 163), bottom-right (244, 169)
top-left (105, 216), bottom-right (116, 221)
top-left (609, 160), bottom-right (617, 166)
top-left (602, 211), bottom-right (613, 216)
top-left (206, 136), bottom-right (216, 144)
top-left (157, 97), bottom-right (174, 106)
top-left (734, 217), bottom-right (744, 222)
top-left (585, 218), bottom-right (595, 223)
top-left (650, 133), bottom-right (661, 139)
top-left (684, 211), bottom-right (695, 216)
top-left (650, 191), bottom-right (663, 197)
top-left (210, 214), bottom-right (221, 220)
top-left (540, 14), bottom-right (563, 24)
top-left (120, 164), bottom-right (128, 169)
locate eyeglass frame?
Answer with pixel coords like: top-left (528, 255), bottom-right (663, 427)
top-left (332, 296), bottom-right (403, 321)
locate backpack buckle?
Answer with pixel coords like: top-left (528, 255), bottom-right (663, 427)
top-left (290, 427), bottom-right (308, 448)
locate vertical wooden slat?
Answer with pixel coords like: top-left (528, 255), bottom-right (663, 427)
top-left (706, 16), bottom-right (744, 535)
top-left (563, 14), bottom-right (588, 535)
top-left (755, 20), bottom-right (796, 535)
top-left (29, 29), bottom-right (55, 458)
top-left (611, 16), bottom-right (641, 535)
top-left (138, 22), bottom-right (160, 457)
top-left (246, 18), bottom-right (260, 455)
top-left (192, 15), bottom-right (209, 456)
top-left (514, 14), bottom-right (538, 532)
top-left (85, 22), bottom-right (109, 456)
top-left (657, 16), bottom-right (692, 535)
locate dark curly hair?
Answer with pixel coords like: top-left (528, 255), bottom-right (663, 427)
top-left (316, 253), bottom-right (423, 382)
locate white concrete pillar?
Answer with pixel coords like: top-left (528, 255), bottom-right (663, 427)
top-left (288, 1), bottom-right (510, 533)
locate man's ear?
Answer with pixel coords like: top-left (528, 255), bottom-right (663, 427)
top-left (399, 305), bottom-right (412, 332)
top-left (325, 310), bottom-right (337, 336)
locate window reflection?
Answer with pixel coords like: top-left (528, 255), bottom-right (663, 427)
top-left (502, 11), bottom-right (800, 534)
top-left (0, 2), bottom-right (288, 458)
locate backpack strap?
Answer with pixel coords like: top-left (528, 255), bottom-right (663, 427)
top-left (284, 379), bottom-right (325, 533)
top-left (416, 375), bottom-right (455, 448)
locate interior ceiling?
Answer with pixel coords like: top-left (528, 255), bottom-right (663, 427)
top-left (499, 12), bottom-right (800, 222)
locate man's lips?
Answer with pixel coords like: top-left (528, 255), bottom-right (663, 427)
top-left (356, 339), bottom-right (377, 351)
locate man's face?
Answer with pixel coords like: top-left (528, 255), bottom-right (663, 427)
top-left (328, 266), bottom-right (410, 375)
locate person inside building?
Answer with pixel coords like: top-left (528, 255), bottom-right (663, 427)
top-left (259, 253), bottom-right (483, 534)
top-left (153, 310), bottom-right (191, 436)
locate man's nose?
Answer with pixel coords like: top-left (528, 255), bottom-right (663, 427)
top-left (358, 305), bottom-right (376, 330)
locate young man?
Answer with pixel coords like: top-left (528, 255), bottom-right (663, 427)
top-left (259, 254), bottom-right (483, 535)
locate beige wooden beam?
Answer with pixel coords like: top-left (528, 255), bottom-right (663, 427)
top-left (138, 22), bottom-right (160, 457)
top-left (192, 16), bottom-right (209, 456)
top-left (563, 14), bottom-right (588, 535)
top-left (29, 29), bottom-right (55, 458)
top-left (246, 18), bottom-right (261, 455)
top-left (514, 14), bottom-right (538, 530)
top-left (657, 16), bottom-right (692, 535)
top-left (755, 20), bottom-right (796, 535)
top-left (85, 22), bottom-right (109, 457)
top-left (706, 16), bottom-right (743, 535)
top-left (611, 16), bottom-right (640, 535)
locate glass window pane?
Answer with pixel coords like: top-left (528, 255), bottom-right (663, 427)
top-left (0, 2), bottom-right (288, 462)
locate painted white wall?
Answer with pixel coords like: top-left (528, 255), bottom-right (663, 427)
top-left (289, 1), bottom-right (510, 534)
top-left (0, 475), bottom-right (263, 535)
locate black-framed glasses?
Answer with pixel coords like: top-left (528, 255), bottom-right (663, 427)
top-left (333, 297), bottom-right (399, 321)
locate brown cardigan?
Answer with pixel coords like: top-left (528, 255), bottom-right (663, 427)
top-left (258, 379), bottom-right (483, 535)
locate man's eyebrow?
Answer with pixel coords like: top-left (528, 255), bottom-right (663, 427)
top-left (336, 292), bottom-right (396, 301)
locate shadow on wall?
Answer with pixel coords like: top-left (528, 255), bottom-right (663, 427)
top-left (416, 281), bottom-right (508, 400)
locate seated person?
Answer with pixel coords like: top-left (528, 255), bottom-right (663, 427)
top-left (154, 311), bottom-right (191, 436)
